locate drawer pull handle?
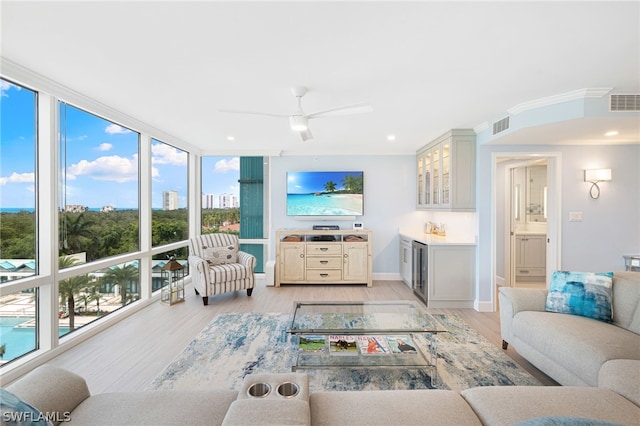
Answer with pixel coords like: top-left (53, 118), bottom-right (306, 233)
top-left (320, 273), bottom-right (328, 277)
top-left (320, 247), bottom-right (328, 251)
top-left (320, 261), bottom-right (328, 264)
top-left (299, 254), bottom-right (304, 258)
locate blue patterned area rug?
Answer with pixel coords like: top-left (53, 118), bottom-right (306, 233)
top-left (147, 313), bottom-right (540, 392)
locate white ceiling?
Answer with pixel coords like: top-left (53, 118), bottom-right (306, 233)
top-left (2, 1), bottom-right (639, 156)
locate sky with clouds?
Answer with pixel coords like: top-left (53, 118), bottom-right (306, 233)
top-left (1, 79), bottom-right (239, 210)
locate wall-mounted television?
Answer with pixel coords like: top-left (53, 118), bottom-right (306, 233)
top-left (287, 171), bottom-right (364, 216)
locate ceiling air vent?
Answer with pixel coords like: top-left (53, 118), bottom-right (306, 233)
top-left (493, 117), bottom-right (510, 135)
top-left (610, 94), bottom-right (640, 112)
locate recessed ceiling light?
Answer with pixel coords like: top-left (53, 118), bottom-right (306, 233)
top-left (227, 136), bottom-right (235, 141)
top-left (387, 134), bottom-right (396, 141)
top-left (605, 130), bottom-right (619, 137)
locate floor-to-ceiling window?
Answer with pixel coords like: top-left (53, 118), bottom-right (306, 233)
top-left (56, 102), bottom-right (142, 337)
top-left (0, 78), bottom-right (39, 363)
top-left (151, 139), bottom-right (189, 290)
top-left (0, 65), bottom-right (194, 369)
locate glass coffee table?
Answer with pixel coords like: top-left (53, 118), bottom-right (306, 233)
top-left (286, 301), bottom-right (447, 379)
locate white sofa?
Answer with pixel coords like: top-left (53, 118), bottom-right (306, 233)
top-left (4, 364), bottom-right (640, 425)
top-left (188, 234), bottom-right (256, 306)
top-left (499, 271), bottom-right (640, 387)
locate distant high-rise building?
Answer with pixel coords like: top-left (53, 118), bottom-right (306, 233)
top-left (162, 190), bottom-right (179, 211)
top-left (219, 193), bottom-right (238, 209)
top-left (202, 193), bottom-right (217, 209)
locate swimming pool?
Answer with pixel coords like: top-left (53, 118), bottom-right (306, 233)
top-left (0, 317), bottom-right (70, 362)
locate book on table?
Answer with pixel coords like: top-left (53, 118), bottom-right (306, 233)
top-left (385, 335), bottom-right (418, 354)
top-left (356, 335), bottom-right (390, 355)
top-left (298, 335), bottom-right (327, 353)
top-left (328, 335), bottom-right (358, 355)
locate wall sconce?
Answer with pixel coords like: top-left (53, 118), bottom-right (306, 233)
top-left (584, 169), bottom-right (611, 199)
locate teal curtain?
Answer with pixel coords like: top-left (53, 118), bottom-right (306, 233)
top-left (239, 157), bottom-right (265, 272)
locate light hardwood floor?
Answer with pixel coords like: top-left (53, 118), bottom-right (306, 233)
top-left (44, 280), bottom-right (557, 394)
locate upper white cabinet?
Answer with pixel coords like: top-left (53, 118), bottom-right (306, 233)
top-left (417, 129), bottom-right (476, 211)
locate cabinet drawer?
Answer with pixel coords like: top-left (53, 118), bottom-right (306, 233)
top-left (306, 269), bottom-right (342, 281)
top-left (306, 257), bottom-right (342, 269)
top-left (306, 244), bottom-right (342, 255)
top-left (516, 267), bottom-right (545, 277)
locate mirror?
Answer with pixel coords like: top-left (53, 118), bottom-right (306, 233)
top-left (526, 165), bottom-right (547, 223)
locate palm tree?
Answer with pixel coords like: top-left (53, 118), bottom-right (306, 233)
top-left (60, 212), bottom-right (96, 256)
top-left (342, 174), bottom-right (363, 193)
top-left (87, 284), bottom-right (102, 315)
top-left (58, 256), bottom-right (91, 331)
top-left (103, 264), bottom-right (139, 307)
top-left (324, 181), bottom-right (337, 193)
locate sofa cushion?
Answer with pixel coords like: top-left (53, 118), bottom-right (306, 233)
top-left (512, 311), bottom-right (640, 386)
top-left (611, 271), bottom-right (640, 334)
top-left (204, 245), bottom-right (238, 265)
top-left (67, 390), bottom-right (238, 426)
top-left (6, 365), bottom-right (90, 426)
top-left (513, 416), bottom-right (624, 426)
top-left (310, 390), bottom-right (482, 426)
top-left (461, 386), bottom-right (640, 426)
top-left (545, 271), bottom-right (613, 323)
top-left (598, 359), bottom-right (640, 407)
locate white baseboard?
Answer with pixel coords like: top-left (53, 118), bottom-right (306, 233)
top-left (474, 300), bottom-right (494, 312)
top-left (372, 272), bottom-right (402, 281)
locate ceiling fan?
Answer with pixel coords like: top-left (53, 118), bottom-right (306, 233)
top-left (219, 86), bottom-right (373, 141)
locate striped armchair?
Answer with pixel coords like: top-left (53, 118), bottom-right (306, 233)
top-left (188, 234), bottom-right (256, 306)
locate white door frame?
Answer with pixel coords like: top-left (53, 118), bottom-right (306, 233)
top-left (491, 152), bottom-right (562, 310)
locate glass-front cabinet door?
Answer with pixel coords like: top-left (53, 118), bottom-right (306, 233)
top-left (415, 129), bottom-right (476, 212)
top-left (441, 144), bottom-right (450, 206)
top-left (424, 151), bottom-right (431, 205)
top-left (417, 155), bottom-right (424, 207)
top-left (432, 146), bottom-right (440, 205)
top-left (417, 148), bottom-right (434, 208)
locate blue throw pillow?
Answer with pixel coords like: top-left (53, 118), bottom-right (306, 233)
top-left (0, 388), bottom-right (52, 425)
top-left (514, 416), bottom-right (623, 426)
top-left (545, 271), bottom-right (614, 322)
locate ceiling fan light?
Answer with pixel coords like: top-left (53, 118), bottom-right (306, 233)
top-left (289, 116), bottom-right (308, 131)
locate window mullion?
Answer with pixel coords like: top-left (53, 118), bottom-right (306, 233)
top-left (37, 93), bottom-right (59, 351)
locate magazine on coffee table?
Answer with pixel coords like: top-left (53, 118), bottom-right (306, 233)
top-left (385, 335), bottom-right (418, 354)
top-left (298, 335), bottom-right (327, 353)
top-left (328, 335), bottom-right (358, 355)
top-left (356, 335), bottom-right (390, 355)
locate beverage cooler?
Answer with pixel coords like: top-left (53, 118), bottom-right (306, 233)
top-left (412, 240), bottom-right (428, 305)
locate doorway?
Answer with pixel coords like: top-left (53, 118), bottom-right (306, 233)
top-left (508, 160), bottom-right (548, 288)
top-left (492, 152), bottom-right (562, 311)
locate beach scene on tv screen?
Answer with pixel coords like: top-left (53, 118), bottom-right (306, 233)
top-left (287, 171), bottom-right (363, 216)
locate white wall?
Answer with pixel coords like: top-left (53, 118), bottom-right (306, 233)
top-left (477, 143), bottom-right (640, 304)
top-left (558, 145), bottom-right (640, 270)
top-left (269, 155), bottom-right (425, 276)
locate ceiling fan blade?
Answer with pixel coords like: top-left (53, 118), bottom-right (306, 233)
top-left (218, 109), bottom-right (288, 118)
top-left (300, 128), bottom-right (314, 142)
top-left (305, 102), bottom-right (373, 119)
